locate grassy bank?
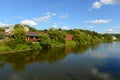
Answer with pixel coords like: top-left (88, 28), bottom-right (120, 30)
top-left (0, 41), bottom-right (41, 53)
top-left (0, 40), bottom-right (76, 53)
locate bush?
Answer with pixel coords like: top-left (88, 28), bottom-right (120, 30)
top-left (26, 41), bottom-right (33, 45)
top-left (39, 34), bottom-right (52, 48)
top-left (30, 43), bottom-right (41, 49)
top-left (4, 39), bottom-right (16, 49)
top-left (15, 44), bottom-right (30, 50)
top-left (0, 46), bottom-right (12, 52)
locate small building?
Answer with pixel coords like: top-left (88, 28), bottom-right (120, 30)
top-left (26, 32), bottom-right (39, 42)
top-left (112, 36), bottom-right (117, 40)
top-left (66, 34), bottom-right (73, 41)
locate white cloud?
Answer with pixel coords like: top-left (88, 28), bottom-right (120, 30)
top-left (105, 26), bottom-right (120, 33)
top-left (91, 67), bottom-right (110, 80)
top-left (59, 14), bottom-right (68, 19)
top-left (20, 20), bottom-right (37, 26)
top-left (91, 0), bottom-right (120, 9)
top-left (85, 19), bottom-right (111, 24)
top-left (46, 12), bottom-right (56, 16)
top-left (62, 26), bottom-right (70, 30)
top-left (92, 2), bottom-right (102, 9)
top-left (105, 28), bottom-right (118, 33)
top-left (34, 12), bottom-right (56, 22)
top-left (50, 25), bottom-right (70, 30)
top-left (50, 25), bottom-right (57, 29)
top-left (111, 26), bottom-right (120, 29)
top-left (34, 15), bottom-right (50, 22)
top-left (100, 0), bottom-right (120, 5)
top-left (0, 22), bottom-right (9, 27)
top-left (106, 28), bottom-right (113, 32)
top-left (87, 26), bottom-right (94, 28)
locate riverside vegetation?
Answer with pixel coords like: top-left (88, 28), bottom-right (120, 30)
top-left (0, 24), bottom-right (118, 53)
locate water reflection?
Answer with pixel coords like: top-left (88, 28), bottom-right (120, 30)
top-left (0, 42), bottom-right (120, 80)
top-left (0, 44), bottom-right (98, 71)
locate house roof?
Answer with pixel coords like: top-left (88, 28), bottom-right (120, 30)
top-left (27, 32), bottom-right (40, 37)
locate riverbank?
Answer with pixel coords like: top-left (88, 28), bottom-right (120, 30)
top-left (0, 41), bottom-right (41, 54)
top-left (0, 40), bottom-right (116, 54)
top-left (0, 40), bottom-right (76, 54)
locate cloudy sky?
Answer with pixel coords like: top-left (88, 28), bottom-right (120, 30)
top-left (0, 0), bottom-right (120, 33)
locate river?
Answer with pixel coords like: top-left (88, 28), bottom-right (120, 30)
top-left (0, 42), bottom-right (120, 80)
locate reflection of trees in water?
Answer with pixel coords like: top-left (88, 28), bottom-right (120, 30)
top-left (0, 48), bottom-right (67, 71)
top-left (0, 44), bottom-right (98, 72)
top-left (38, 47), bottom-right (66, 64)
top-left (66, 44), bottom-right (98, 54)
top-left (0, 62), bottom-right (4, 69)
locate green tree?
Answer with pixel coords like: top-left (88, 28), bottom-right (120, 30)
top-left (0, 32), bottom-right (4, 39)
top-left (48, 29), bottom-right (66, 44)
top-left (14, 24), bottom-right (26, 44)
top-left (0, 27), bottom-right (4, 39)
top-left (102, 34), bottom-right (113, 42)
top-left (5, 39), bottom-right (16, 49)
top-left (39, 34), bottom-right (52, 48)
top-left (73, 30), bottom-right (88, 44)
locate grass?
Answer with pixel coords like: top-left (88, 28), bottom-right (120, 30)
top-left (0, 42), bottom-right (41, 53)
top-left (66, 40), bottom-right (76, 46)
top-left (0, 40), bottom-right (76, 53)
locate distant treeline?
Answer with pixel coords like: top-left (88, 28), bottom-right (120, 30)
top-left (108, 34), bottom-right (120, 41)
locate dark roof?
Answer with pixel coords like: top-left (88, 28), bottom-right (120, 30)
top-left (27, 32), bottom-right (40, 37)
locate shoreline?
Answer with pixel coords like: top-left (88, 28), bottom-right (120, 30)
top-left (0, 41), bottom-right (76, 54)
top-left (0, 41), bottom-right (116, 55)
top-left (0, 48), bottom-right (39, 55)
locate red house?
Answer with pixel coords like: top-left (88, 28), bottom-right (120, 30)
top-left (66, 34), bottom-right (73, 41)
top-left (26, 32), bottom-right (40, 42)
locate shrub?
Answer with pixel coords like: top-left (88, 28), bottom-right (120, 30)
top-left (4, 39), bottom-right (16, 49)
top-left (15, 44), bottom-right (30, 50)
top-left (0, 46), bottom-right (12, 52)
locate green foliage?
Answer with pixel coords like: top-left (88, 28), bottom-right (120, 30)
top-left (71, 29), bottom-right (104, 44)
top-left (0, 27), bottom-right (4, 39)
top-left (14, 24), bottom-right (24, 29)
top-left (0, 46), bottom-right (12, 52)
top-left (30, 43), bottom-right (41, 49)
top-left (72, 30), bottom-right (88, 44)
top-left (39, 34), bottom-right (52, 48)
top-left (26, 41), bottom-right (41, 49)
top-left (14, 24), bottom-right (26, 44)
top-left (48, 29), bottom-right (66, 44)
top-left (66, 40), bottom-right (76, 46)
top-left (14, 44), bottom-right (31, 50)
top-left (4, 39), bottom-right (16, 49)
top-left (29, 26), bottom-right (38, 32)
top-left (0, 31), bottom-right (4, 39)
top-left (0, 24), bottom-right (116, 52)
top-left (102, 34), bottom-right (113, 42)
top-left (39, 29), bottom-right (67, 48)
top-left (0, 27), bottom-right (4, 31)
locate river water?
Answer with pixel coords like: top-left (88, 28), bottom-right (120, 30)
top-left (0, 42), bottom-right (120, 80)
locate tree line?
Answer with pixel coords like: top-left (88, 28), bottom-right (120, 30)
top-left (0, 24), bottom-right (115, 50)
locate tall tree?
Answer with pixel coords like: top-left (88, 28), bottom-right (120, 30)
top-left (48, 29), bottom-right (66, 44)
top-left (14, 24), bottom-right (26, 43)
top-left (39, 34), bottom-right (52, 48)
top-left (73, 29), bottom-right (88, 44)
top-left (0, 27), bottom-right (4, 39)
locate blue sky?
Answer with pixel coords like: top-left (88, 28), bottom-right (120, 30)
top-left (0, 0), bottom-right (120, 33)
